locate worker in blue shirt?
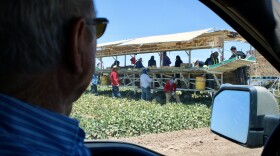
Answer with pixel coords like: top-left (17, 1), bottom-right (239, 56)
top-left (135, 58), bottom-right (145, 68)
top-left (205, 51), bottom-right (219, 66)
top-left (91, 73), bottom-right (100, 95)
top-left (162, 52), bottom-right (171, 66)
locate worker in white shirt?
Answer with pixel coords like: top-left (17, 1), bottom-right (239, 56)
top-left (140, 68), bottom-right (152, 101)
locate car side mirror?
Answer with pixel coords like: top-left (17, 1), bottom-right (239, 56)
top-left (210, 85), bottom-right (280, 147)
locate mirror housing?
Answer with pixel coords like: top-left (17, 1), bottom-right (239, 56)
top-left (211, 84), bottom-right (279, 147)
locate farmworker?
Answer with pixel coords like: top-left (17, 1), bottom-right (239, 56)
top-left (162, 51), bottom-right (171, 66)
top-left (204, 51), bottom-right (219, 66)
top-left (0, 0), bottom-right (107, 155)
top-left (148, 55), bottom-right (160, 86)
top-left (97, 61), bottom-right (104, 69)
top-left (229, 46), bottom-right (248, 85)
top-left (97, 62), bottom-right (101, 69)
top-left (229, 46), bottom-right (246, 59)
top-left (175, 55), bottom-right (183, 67)
top-left (111, 60), bottom-right (120, 68)
top-left (164, 78), bottom-right (181, 103)
top-left (110, 65), bottom-right (121, 98)
top-left (194, 60), bottom-right (205, 67)
top-left (140, 68), bottom-right (153, 101)
top-left (130, 56), bottom-right (136, 65)
top-left (175, 55), bottom-right (183, 88)
top-left (148, 56), bottom-right (157, 67)
top-left (135, 58), bottom-right (144, 68)
top-left (204, 51), bottom-right (219, 89)
top-left (91, 73), bottom-right (99, 95)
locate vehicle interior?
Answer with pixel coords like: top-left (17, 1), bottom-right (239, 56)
top-left (85, 0), bottom-right (280, 155)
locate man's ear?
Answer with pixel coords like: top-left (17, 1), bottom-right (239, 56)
top-left (69, 18), bottom-right (87, 74)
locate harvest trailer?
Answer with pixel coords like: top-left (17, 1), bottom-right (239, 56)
top-left (96, 28), bottom-right (255, 96)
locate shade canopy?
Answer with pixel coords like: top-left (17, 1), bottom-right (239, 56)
top-left (96, 28), bottom-right (245, 58)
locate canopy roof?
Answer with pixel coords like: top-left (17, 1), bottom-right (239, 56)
top-left (97, 39), bottom-right (132, 47)
top-left (96, 28), bottom-right (245, 58)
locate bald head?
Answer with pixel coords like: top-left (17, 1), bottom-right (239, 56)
top-left (0, 0), bottom-right (94, 76)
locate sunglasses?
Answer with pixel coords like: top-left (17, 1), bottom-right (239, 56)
top-left (88, 18), bottom-right (108, 39)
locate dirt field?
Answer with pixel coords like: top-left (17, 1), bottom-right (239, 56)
top-left (112, 127), bottom-right (263, 156)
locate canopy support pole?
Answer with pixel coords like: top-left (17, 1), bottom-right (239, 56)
top-left (125, 55), bottom-right (127, 67)
top-left (185, 50), bottom-right (192, 65)
top-left (221, 33), bottom-right (225, 63)
top-left (97, 57), bottom-right (104, 69)
top-left (158, 52), bottom-right (162, 66)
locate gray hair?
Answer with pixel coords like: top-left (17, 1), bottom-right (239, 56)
top-left (0, 0), bottom-right (94, 76)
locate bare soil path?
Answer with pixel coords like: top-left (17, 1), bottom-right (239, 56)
top-left (112, 127), bottom-right (263, 156)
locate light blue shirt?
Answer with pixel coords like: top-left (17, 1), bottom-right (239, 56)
top-left (140, 73), bottom-right (152, 88)
top-left (92, 74), bottom-right (99, 85)
top-left (0, 94), bottom-right (90, 156)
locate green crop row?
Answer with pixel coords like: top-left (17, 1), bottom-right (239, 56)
top-left (71, 88), bottom-right (211, 140)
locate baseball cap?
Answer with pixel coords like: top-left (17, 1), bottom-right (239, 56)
top-left (142, 68), bottom-right (148, 74)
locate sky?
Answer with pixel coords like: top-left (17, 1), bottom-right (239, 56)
top-left (94, 0), bottom-right (252, 68)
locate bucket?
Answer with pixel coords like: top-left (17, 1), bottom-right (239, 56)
top-left (101, 75), bottom-right (108, 85)
top-left (195, 76), bottom-right (206, 90)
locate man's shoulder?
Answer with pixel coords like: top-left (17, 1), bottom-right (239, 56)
top-left (0, 134), bottom-right (34, 154)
